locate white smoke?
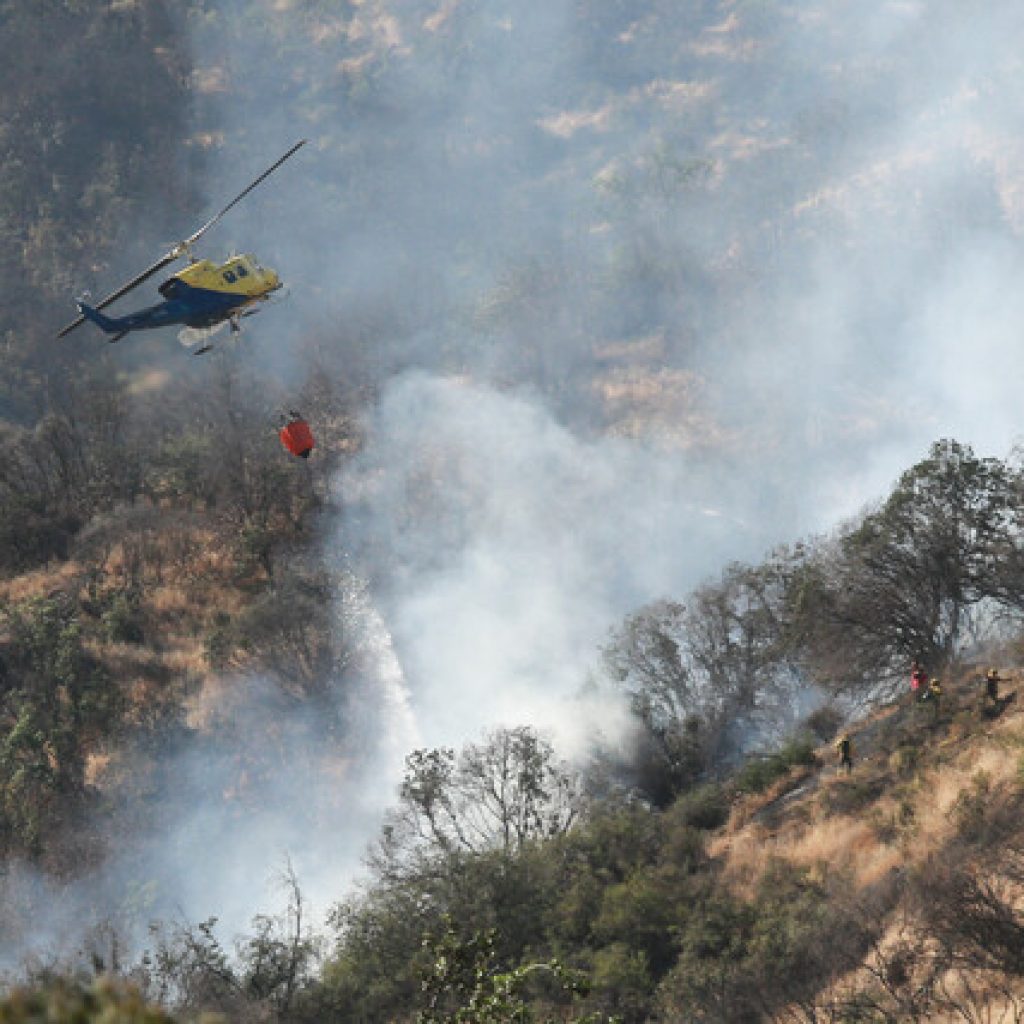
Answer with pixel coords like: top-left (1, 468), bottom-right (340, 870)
top-left (334, 372), bottom-right (763, 757)
top-left (11, 0), bottom-right (1024, 972)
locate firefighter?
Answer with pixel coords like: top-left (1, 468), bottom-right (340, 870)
top-left (983, 667), bottom-right (1002, 708)
top-left (927, 677), bottom-right (942, 719)
top-left (910, 660), bottom-right (928, 694)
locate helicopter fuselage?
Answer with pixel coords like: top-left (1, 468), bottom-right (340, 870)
top-left (76, 254), bottom-right (281, 341)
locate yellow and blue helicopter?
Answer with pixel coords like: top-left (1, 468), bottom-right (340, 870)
top-left (57, 140), bottom-right (306, 351)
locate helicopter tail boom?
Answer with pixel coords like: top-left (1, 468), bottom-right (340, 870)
top-left (75, 300), bottom-right (129, 336)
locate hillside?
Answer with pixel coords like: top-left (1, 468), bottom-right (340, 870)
top-left (8, 2), bottom-right (1024, 1022)
top-left (719, 667), bottom-right (1021, 889)
top-left (7, 651), bottom-right (1024, 1021)
top-left (710, 665), bottom-right (1024, 1018)
top-left (342, 663), bottom-right (1024, 1023)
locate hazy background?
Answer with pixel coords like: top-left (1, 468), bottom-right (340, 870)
top-left (10, 0), bottom-right (1024, 964)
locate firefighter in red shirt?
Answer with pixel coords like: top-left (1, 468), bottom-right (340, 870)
top-left (910, 660), bottom-right (928, 696)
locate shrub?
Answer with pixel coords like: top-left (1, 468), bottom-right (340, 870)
top-left (0, 498), bottom-right (80, 574)
top-left (803, 705), bottom-right (844, 742)
top-left (949, 771), bottom-right (993, 843)
top-left (203, 611), bottom-right (235, 669)
top-left (888, 743), bottom-right (920, 777)
top-left (669, 784), bottom-right (728, 831)
top-left (101, 591), bottom-right (144, 644)
top-left (735, 735), bottom-right (817, 794)
top-left (869, 792), bottom-right (916, 845)
top-left (0, 976), bottom-right (178, 1023)
top-left (818, 776), bottom-right (886, 816)
top-left (590, 943), bottom-right (652, 1021)
top-left (0, 598), bottom-right (122, 857)
top-left (145, 431), bottom-right (217, 506)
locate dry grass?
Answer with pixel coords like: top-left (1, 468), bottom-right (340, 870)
top-left (904, 729), bottom-right (1021, 854)
top-left (714, 801), bottom-right (902, 897)
top-left (713, 668), bottom-right (1024, 1021)
top-left (0, 509), bottom-right (272, 748)
top-left (0, 560), bottom-right (82, 604)
top-left (147, 583), bottom-right (199, 619)
top-left (591, 365), bottom-right (735, 451)
top-left (724, 762), bottom-right (817, 830)
top-left (592, 331), bottom-right (667, 364)
top-left (84, 751), bottom-right (112, 787)
top-left (126, 369), bottom-right (171, 396)
top-left (708, 828), bottom-right (772, 897)
top-left (157, 642), bottom-right (209, 677)
top-left (786, 815), bottom-right (902, 888)
top-left (716, 670), bottom-right (1024, 890)
top-left (147, 578), bottom-right (249, 624)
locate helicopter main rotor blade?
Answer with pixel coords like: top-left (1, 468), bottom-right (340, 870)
top-left (56, 252), bottom-right (179, 338)
top-left (180, 138), bottom-right (308, 250)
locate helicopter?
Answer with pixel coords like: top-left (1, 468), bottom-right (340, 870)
top-left (57, 140), bottom-right (307, 350)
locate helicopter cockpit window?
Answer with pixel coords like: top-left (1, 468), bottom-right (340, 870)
top-left (223, 270), bottom-right (237, 283)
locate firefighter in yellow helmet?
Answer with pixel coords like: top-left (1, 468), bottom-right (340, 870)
top-left (927, 677), bottom-right (942, 719)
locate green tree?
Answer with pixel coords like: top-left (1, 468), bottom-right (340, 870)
top-left (238, 862), bottom-right (321, 1021)
top-left (798, 439), bottom-right (1024, 689)
top-left (416, 918), bottom-right (610, 1024)
top-left (657, 863), bottom-right (866, 1024)
top-left (322, 731), bottom-right (587, 1021)
top-left (685, 552), bottom-right (807, 753)
top-left (603, 600), bottom-right (713, 803)
top-left (381, 727), bottom-right (583, 868)
top-left (323, 879), bottom-right (436, 1022)
top-left (603, 587), bottom-right (794, 804)
top-left (144, 917), bottom-right (242, 1017)
top-left (0, 597), bottom-right (122, 855)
